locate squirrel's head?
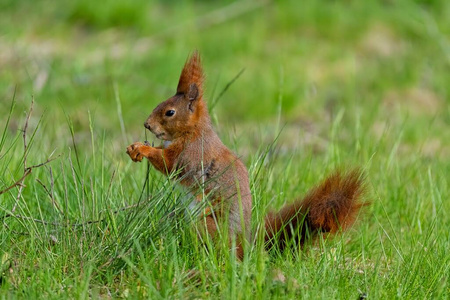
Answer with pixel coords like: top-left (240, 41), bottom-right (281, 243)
top-left (144, 51), bottom-right (209, 141)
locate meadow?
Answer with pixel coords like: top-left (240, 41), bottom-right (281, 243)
top-left (0, 0), bottom-right (449, 298)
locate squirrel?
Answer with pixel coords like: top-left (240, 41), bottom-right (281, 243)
top-left (126, 52), bottom-right (366, 259)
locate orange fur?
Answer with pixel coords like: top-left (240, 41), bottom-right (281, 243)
top-left (264, 169), bottom-right (367, 251)
top-left (177, 50), bottom-right (205, 98)
top-left (126, 53), bottom-right (367, 259)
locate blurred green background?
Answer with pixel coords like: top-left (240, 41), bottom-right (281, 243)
top-left (1, 0), bottom-right (448, 159)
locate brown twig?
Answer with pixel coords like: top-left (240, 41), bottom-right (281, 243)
top-left (6, 98), bottom-right (61, 213)
top-left (0, 169), bottom-right (31, 196)
top-left (11, 98), bottom-right (34, 213)
top-left (27, 156), bottom-right (60, 170)
top-left (0, 156), bottom-right (59, 197)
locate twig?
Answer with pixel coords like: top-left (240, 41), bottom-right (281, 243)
top-left (3, 154), bottom-right (60, 229)
top-left (0, 156), bottom-right (59, 197)
top-left (3, 200), bottom-right (150, 229)
top-left (0, 169), bottom-right (31, 196)
top-left (0, 155), bottom-right (60, 197)
top-left (2, 221), bottom-right (29, 236)
top-left (11, 98), bottom-right (34, 213)
top-left (27, 156), bottom-right (60, 170)
top-left (7, 97), bottom-right (59, 213)
top-left (2, 98), bottom-right (62, 217)
top-left (4, 214), bottom-right (66, 226)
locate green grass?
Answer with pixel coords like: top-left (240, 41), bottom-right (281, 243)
top-left (1, 0), bottom-right (449, 298)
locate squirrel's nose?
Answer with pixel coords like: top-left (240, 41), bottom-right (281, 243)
top-left (144, 122), bottom-right (152, 131)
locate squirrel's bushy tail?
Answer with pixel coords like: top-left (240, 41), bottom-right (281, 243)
top-left (264, 169), bottom-right (366, 251)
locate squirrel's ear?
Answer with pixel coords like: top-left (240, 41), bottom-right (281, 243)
top-left (177, 51), bottom-right (204, 101)
top-left (187, 83), bottom-right (199, 101)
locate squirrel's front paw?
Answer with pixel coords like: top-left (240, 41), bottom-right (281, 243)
top-left (126, 142), bottom-right (145, 162)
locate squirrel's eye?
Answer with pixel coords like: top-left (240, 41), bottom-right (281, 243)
top-left (165, 110), bottom-right (175, 117)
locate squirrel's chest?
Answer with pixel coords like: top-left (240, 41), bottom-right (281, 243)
top-left (177, 156), bottom-right (218, 184)
top-left (173, 145), bottom-right (220, 188)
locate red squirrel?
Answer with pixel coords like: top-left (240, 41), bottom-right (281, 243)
top-left (126, 52), bottom-right (365, 259)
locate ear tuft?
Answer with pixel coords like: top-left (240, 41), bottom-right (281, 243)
top-left (177, 51), bottom-right (204, 99)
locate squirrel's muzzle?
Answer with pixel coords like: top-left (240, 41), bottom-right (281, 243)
top-left (144, 122), bottom-right (152, 131)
